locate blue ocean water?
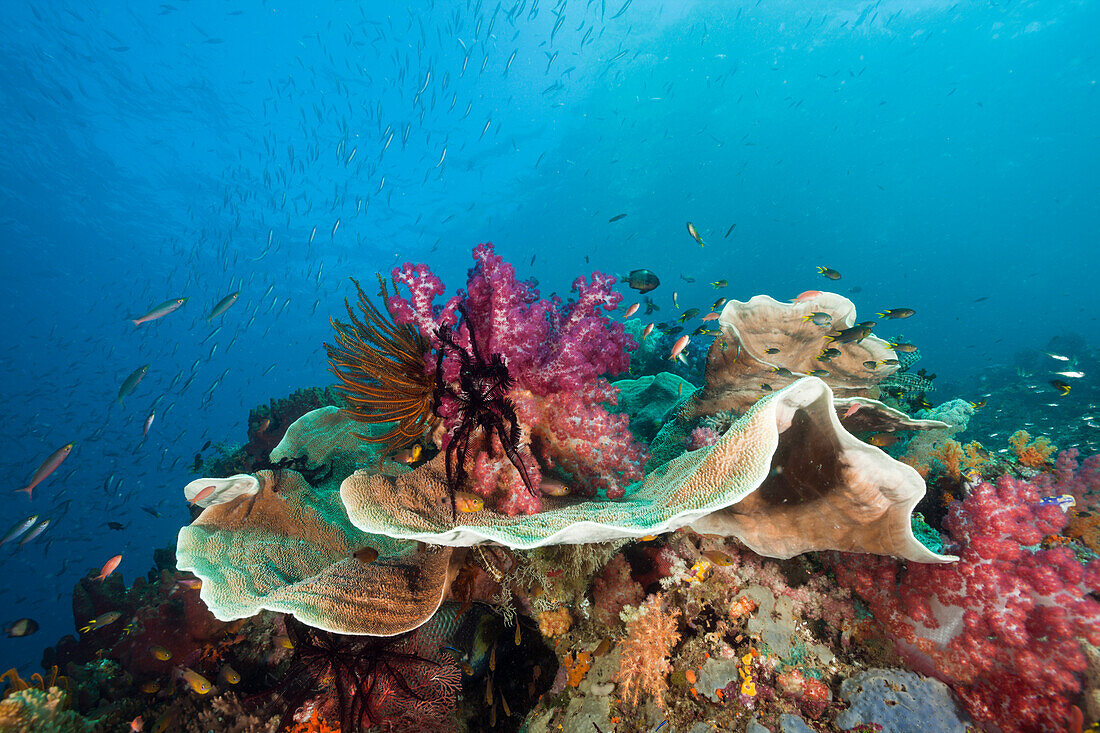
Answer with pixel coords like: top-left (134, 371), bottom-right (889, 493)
top-left (1, 0), bottom-right (1097, 693)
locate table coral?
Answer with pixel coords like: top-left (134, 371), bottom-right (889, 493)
top-left (688, 292), bottom-right (899, 418)
top-left (343, 378), bottom-right (952, 565)
top-left (177, 468), bottom-right (458, 636)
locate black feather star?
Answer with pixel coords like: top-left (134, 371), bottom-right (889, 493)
top-left (433, 304), bottom-right (536, 515)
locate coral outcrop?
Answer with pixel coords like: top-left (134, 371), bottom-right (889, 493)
top-left (689, 293), bottom-right (898, 418)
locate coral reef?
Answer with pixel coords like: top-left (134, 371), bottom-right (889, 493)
top-left (835, 668), bottom-right (973, 732)
top-left (0, 687), bottom-right (98, 733)
top-left (263, 617), bottom-right (461, 732)
top-left (343, 378), bottom-right (951, 564)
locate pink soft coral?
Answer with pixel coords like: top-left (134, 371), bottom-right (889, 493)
top-left (1041, 449), bottom-right (1100, 506)
top-left (387, 243), bottom-right (645, 515)
top-left (830, 473), bottom-right (1100, 733)
top-left (592, 553), bottom-right (645, 627)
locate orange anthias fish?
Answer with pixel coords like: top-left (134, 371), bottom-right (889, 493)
top-left (96, 554), bottom-right (122, 581)
top-left (669, 334), bottom-right (691, 361)
top-left (792, 290), bottom-right (822, 303)
top-left (624, 303), bottom-right (640, 318)
top-left (842, 403), bottom-right (862, 419)
top-left (188, 485), bottom-right (216, 506)
top-left (17, 443), bottom-right (74, 498)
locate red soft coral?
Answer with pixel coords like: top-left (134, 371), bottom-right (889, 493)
top-left (829, 473), bottom-right (1100, 733)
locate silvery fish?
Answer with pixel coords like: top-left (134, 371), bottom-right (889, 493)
top-left (118, 365), bottom-right (150, 402)
top-left (206, 291), bottom-right (240, 321)
top-left (0, 515), bottom-right (38, 546)
top-left (131, 297), bottom-right (187, 326)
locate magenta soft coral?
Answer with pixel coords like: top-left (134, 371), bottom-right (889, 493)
top-left (387, 242), bottom-right (645, 514)
top-left (829, 473), bottom-right (1100, 733)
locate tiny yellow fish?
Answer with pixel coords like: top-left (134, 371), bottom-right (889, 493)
top-left (178, 667), bottom-right (212, 695)
top-left (700, 550), bottom-right (734, 566)
top-left (150, 645), bottom-right (172, 661)
top-left (392, 444), bottom-right (423, 465)
top-left (140, 680), bottom-right (160, 694)
top-left (274, 634), bottom-right (294, 649)
top-left (454, 491), bottom-right (484, 513)
top-left (640, 535), bottom-right (659, 542)
top-left (220, 665), bottom-right (241, 685)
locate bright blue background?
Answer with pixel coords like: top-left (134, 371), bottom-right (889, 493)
top-left (1, 0), bottom-right (1097, 672)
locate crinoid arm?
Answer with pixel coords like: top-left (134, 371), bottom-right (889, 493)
top-left (325, 275), bottom-right (435, 462)
top-left (432, 308), bottom-right (538, 514)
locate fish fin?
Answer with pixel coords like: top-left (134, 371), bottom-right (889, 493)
top-left (131, 319), bottom-right (141, 326)
top-left (14, 487), bottom-right (32, 498)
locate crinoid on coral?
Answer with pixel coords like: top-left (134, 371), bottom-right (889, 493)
top-left (434, 303), bottom-right (537, 516)
top-left (326, 275), bottom-right (436, 462)
top-left (386, 243), bottom-right (644, 515)
top-left (263, 616), bottom-right (461, 733)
